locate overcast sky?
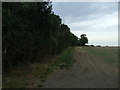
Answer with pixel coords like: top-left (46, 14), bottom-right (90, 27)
top-left (52, 2), bottom-right (118, 46)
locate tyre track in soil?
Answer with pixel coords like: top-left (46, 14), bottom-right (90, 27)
top-left (43, 47), bottom-right (118, 88)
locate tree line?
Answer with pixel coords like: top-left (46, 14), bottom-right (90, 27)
top-left (2, 2), bottom-right (79, 72)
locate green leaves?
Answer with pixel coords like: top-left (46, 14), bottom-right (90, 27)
top-left (78, 34), bottom-right (88, 46)
top-left (3, 2), bottom-right (78, 72)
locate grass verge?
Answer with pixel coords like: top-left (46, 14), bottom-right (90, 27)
top-left (3, 64), bottom-right (49, 88)
top-left (53, 47), bottom-right (75, 67)
top-left (40, 47), bottom-right (75, 80)
top-left (3, 47), bottom-right (75, 88)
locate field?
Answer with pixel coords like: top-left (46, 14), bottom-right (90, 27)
top-left (82, 46), bottom-right (118, 65)
top-left (2, 46), bottom-right (118, 88)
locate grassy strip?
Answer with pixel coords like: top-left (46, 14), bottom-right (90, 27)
top-left (40, 47), bottom-right (75, 79)
top-left (83, 47), bottom-right (118, 65)
top-left (53, 47), bottom-right (75, 66)
top-left (3, 47), bottom-right (75, 88)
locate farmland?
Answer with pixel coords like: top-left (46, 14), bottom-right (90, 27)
top-left (3, 46), bottom-right (118, 88)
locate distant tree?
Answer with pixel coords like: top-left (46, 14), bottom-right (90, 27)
top-left (96, 45), bottom-right (101, 47)
top-left (78, 34), bottom-right (88, 46)
top-left (91, 45), bottom-right (94, 47)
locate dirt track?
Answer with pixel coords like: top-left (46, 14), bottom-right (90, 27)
top-left (43, 47), bottom-right (118, 88)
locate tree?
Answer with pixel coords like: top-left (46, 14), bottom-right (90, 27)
top-left (78, 34), bottom-right (88, 46)
top-left (2, 2), bottom-right (78, 72)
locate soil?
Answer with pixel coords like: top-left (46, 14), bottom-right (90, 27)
top-left (43, 47), bottom-right (118, 88)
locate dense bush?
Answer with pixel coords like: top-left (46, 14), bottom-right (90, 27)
top-left (2, 2), bottom-right (78, 71)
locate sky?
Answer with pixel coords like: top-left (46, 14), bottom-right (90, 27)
top-left (52, 2), bottom-right (118, 46)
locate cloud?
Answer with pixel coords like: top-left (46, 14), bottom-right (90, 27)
top-left (52, 2), bottom-right (118, 46)
top-left (52, 0), bottom-right (119, 2)
top-left (52, 2), bottom-right (117, 20)
top-left (68, 11), bottom-right (118, 31)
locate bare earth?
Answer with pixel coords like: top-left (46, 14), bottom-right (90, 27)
top-left (43, 47), bottom-right (118, 88)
